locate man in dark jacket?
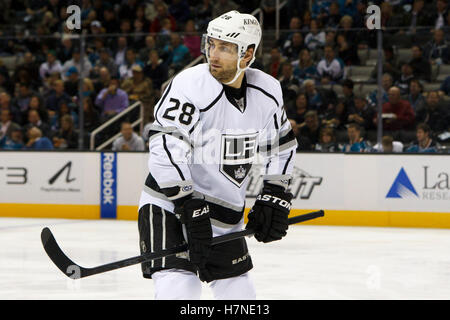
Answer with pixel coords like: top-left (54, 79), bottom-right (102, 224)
top-left (401, 0), bottom-right (431, 34)
top-left (424, 28), bottom-right (449, 64)
top-left (416, 90), bottom-right (449, 134)
top-left (299, 110), bottom-right (323, 149)
top-left (143, 50), bottom-right (168, 90)
top-left (347, 94), bottom-right (376, 131)
top-left (409, 45), bottom-right (432, 82)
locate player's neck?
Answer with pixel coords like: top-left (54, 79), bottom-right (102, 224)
top-left (223, 71), bottom-right (245, 89)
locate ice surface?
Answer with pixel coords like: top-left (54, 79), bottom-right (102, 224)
top-left (1, 217), bottom-right (450, 300)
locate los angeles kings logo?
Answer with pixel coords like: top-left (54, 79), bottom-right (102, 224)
top-left (220, 133), bottom-right (258, 187)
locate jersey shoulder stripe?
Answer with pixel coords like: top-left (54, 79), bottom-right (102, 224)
top-left (162, 135), bottom-right (185, 180)
top-left (247, 83), bottom-right (280, 107)
top-left (199, 88), bottom-right (225, 112)
top-left (245, 68), bottom-right (283, 109)
top-left (282, 150), bottom-right (294, 174)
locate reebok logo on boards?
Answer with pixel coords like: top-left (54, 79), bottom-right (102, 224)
top-left (100, 153), bottom-right (117, 218)
top-left (102, 154), bottom-right (116, 205)
top-left (386, 167), bottom-right (418, 199)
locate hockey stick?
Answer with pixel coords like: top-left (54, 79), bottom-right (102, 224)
top-left (41, 210), bottom-right (324, 279)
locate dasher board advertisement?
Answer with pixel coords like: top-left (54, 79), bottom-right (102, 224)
top-left (0, 152), bottom-right (98, 205)
top-left (378, 155), bottom-right (449, 212)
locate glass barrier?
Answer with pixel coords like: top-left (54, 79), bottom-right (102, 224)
top-left (0, 10), bottom-right (448, 154)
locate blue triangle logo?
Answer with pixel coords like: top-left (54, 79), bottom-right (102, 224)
top-left (386, 167), bottom-right (419, 198)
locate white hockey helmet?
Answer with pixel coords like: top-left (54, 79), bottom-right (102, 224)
top-left (203, 10), bottom-right (262, 84)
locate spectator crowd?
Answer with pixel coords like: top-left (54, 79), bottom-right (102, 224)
top-left (266, 0), bottom-right (450, 153)
top-left (0, 0), bottom-right (448, 153)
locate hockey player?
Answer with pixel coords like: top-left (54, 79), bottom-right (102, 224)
top-left (138, 10), bottom-right (297, 299)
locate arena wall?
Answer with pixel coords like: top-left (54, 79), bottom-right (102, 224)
top-left (0, 152), bottom-right (449, 228)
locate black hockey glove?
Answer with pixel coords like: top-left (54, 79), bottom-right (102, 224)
top-left (176, 198), bottom-right (212, 274)
top-left (246, 184), bottom-right (293, 243)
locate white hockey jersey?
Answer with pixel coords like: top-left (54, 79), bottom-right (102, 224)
top-left (139, 63), bottom-right (297, 225)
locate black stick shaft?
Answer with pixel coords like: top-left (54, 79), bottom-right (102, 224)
top-left (211, 209), bottom-right (324, 245)
top-left (42, 210), bottom-right (324, 279)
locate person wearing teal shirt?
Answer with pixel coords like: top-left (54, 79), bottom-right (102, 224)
top-left (406, 123), bottom-right (439, 153)
top-left (0, 128), bottom-right (24, 150)
top-left (342, 123), bottom-right (368, 152)
top-left (163, 33), bottom-right (191, 73)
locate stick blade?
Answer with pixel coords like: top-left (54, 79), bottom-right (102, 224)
top-left (41, 227), bottom-right (85, 279)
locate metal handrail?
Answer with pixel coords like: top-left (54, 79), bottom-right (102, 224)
top-left (89, 100), bottom-right (144, 150)
top-left (276, 0), bottom-right (288, 40)
top-left (95, 117), bottom-right (142, 150)
top-left (251, 7), bottom-right (264, 56)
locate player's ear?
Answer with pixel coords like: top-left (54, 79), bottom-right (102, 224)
top-left (242, 45), bottom-right (255, 67)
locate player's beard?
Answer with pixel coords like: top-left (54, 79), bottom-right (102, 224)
top-left (209, 63), bottom-right (238, 84)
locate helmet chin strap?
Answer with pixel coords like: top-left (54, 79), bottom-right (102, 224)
top-left (223, 57), bottom-right (246, 86)
top-left (223, 54), bottom-right (256, 86)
